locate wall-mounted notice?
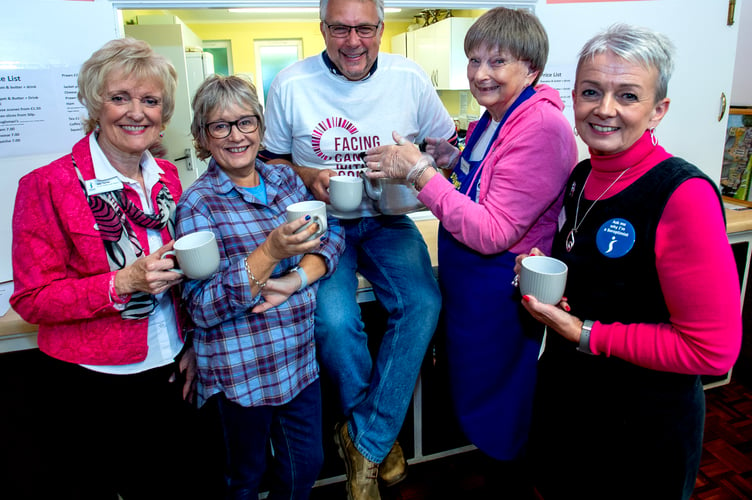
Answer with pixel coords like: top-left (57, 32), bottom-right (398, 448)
top-left (539, 64), bottom-right (576, 126)
top-left (0, 67), bottom-right (85, 159)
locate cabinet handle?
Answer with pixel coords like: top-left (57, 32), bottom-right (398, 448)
top-left (728, 0), bottom-right (737, 25)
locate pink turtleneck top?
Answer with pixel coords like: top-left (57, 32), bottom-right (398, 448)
top-left (586, 131), bottom-right (741, 376)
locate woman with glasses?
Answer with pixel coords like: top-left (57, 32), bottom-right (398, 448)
top-left (364, 8), bottom-right (577, 496)
top-left (175, 74), bottom-right (345, 499)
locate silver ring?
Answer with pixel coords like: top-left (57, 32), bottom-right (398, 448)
top-left (511, 274), bottom-right (520, 287)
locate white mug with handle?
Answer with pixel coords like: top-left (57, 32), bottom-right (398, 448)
top-left (286, 200), bottom-right (328, 241)
top-left (162, 230), bottom-right (220, 280)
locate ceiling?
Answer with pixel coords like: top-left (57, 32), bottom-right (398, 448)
top-left (136, 7), bottom-right (432, 24)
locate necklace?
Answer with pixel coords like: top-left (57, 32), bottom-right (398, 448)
top-left (565, 167), bottom-right (630, 252)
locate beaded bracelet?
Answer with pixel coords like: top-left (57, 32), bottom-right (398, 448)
top-left (244, 257), bottom-right (266, 289)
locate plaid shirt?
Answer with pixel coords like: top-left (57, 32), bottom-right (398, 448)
top-left (176, 159), bottom-right (344, 407)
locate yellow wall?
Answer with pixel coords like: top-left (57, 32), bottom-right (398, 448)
top-left (124, 11), bottom-right (410, 76)
top-left (122, 10), bottom-right (485, 120)
top-left (190, 21), bottom-right (410, 75)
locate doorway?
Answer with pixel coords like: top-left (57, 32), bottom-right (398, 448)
top-left (203, 39), bottom-right (233, 76)
top-left (253, 39), bottom-right (303, 107)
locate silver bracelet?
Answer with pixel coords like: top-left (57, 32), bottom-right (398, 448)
top-left (244, 257), bottom-right (266, 289)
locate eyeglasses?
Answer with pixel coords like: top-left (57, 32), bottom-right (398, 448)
top-left (206, 116), bottom-right (260, 139)
top-left (324, 21), bottom-right (381, 39)
top-left (107, 94), bottom-right (162, 108)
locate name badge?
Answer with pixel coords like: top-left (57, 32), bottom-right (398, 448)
top-left (84, 177), bottom-right (123, 196)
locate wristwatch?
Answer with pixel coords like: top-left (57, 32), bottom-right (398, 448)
top-left (577, 320), bottom-right (595, 355)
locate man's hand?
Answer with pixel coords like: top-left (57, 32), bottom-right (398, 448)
top-left (294, 165), bottom-right (337, 203)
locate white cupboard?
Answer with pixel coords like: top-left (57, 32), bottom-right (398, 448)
top-left (411, 17), bottom-right (475, 90)
top-left (391, 32), bottom-right (408, 57)
top-left (125, 22), bottom-right (212, 189)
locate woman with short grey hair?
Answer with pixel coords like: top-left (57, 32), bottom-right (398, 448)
top-left (517, 24), bottom-right (740, 500)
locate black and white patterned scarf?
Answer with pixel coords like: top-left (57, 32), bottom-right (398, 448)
top-left (73, 156), bottom-right (177, 320)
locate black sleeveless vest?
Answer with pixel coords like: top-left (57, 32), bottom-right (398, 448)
top-left (545, 157), bottom-right (723, 388)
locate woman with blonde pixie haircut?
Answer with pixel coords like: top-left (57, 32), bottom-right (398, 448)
top-left (10, 37), bottom-right (215, 498)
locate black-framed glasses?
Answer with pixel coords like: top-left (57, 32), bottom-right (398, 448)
top-left (324, 21), bottom-right (381, 39)
top-left (206, 115), bottom-right (260, 139)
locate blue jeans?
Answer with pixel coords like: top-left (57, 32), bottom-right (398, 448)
top-left (315, 215), bottom-right (441, 462)
top-left (213, 380), bottom-right (323, 500)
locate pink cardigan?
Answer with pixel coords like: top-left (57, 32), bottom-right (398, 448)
top-left (419, 84), bottom-right (578, 256)
top-left (10, 135), bottom-right (184, 365)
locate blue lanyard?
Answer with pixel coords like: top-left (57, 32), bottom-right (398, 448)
top-left (453, 86), bottom-right (536, 199)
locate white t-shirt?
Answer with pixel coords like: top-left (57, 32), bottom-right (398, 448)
top-left (263, 52), bottom-right (456, 218)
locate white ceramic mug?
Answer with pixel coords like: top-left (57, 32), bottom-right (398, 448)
top-left (286, 200), bottom-right (327, 241)
top-left (519, 256), bottom-right (568, 305)
top-left (162, 230), bottom-right (220, 280)
top-left (329, 175), bottom-right (364, 212)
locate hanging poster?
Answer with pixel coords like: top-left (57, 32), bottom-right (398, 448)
top-left (720, 107), bottom-right (752, 200)
top-left (0, 67), bottom-right (85, 159)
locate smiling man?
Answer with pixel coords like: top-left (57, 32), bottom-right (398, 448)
top-left (260, 1), bottom-right (457, 499)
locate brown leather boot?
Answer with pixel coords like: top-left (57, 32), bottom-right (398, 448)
top-left (334, 422), bottom-right (381, 500)
top-left (378, 441), bottom-right (408, 487)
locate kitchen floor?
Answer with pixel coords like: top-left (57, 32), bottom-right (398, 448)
top-left (310, 375), bottom-right (752, 500)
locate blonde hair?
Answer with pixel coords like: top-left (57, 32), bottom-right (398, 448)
top-left (77, 38), bottom-right (178, 134)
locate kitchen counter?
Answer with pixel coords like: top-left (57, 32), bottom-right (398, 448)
top-left (725, 205), bottom-right (752, 234)
top-left (3, 207), bottom-right (750, 353)
top-left (0, 215), bottom-right (442, 353)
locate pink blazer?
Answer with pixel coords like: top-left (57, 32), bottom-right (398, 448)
top-left (11, 135), bottom-right (184, 365)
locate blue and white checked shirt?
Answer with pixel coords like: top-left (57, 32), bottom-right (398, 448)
top-left (175, 159), bottom-right (345, 408)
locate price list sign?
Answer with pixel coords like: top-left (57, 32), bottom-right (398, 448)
top-left (0, 67), bottom-right (86, 158)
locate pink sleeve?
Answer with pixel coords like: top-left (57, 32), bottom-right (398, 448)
top-left (590, 178), bottom-right (741, 375)
top-left (419, 108), bottom-right (576, 254)
top-left (10, 170), bottom-right (118, 325)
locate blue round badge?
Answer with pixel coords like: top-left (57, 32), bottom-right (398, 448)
top-left (596, 218), bottom-right (635, 258)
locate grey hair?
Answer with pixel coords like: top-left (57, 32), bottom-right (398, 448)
top-left (78, 37), bottom-right (178, 135)
top-left (320, 0), bottom-right (384, 23)
top-left (577, 23), bottom-right (675, 102)
top-left (190, 74), bottom-right (265, 161)
top-left (464, 7), bottom-right (549, 86)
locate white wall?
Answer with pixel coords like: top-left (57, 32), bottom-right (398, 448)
top-left (732, 0), bottom-right (752, 106)
top-left (0, 0), bottom-right (118, 282)
top-left (535, 0), bottom-right (741, 180)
